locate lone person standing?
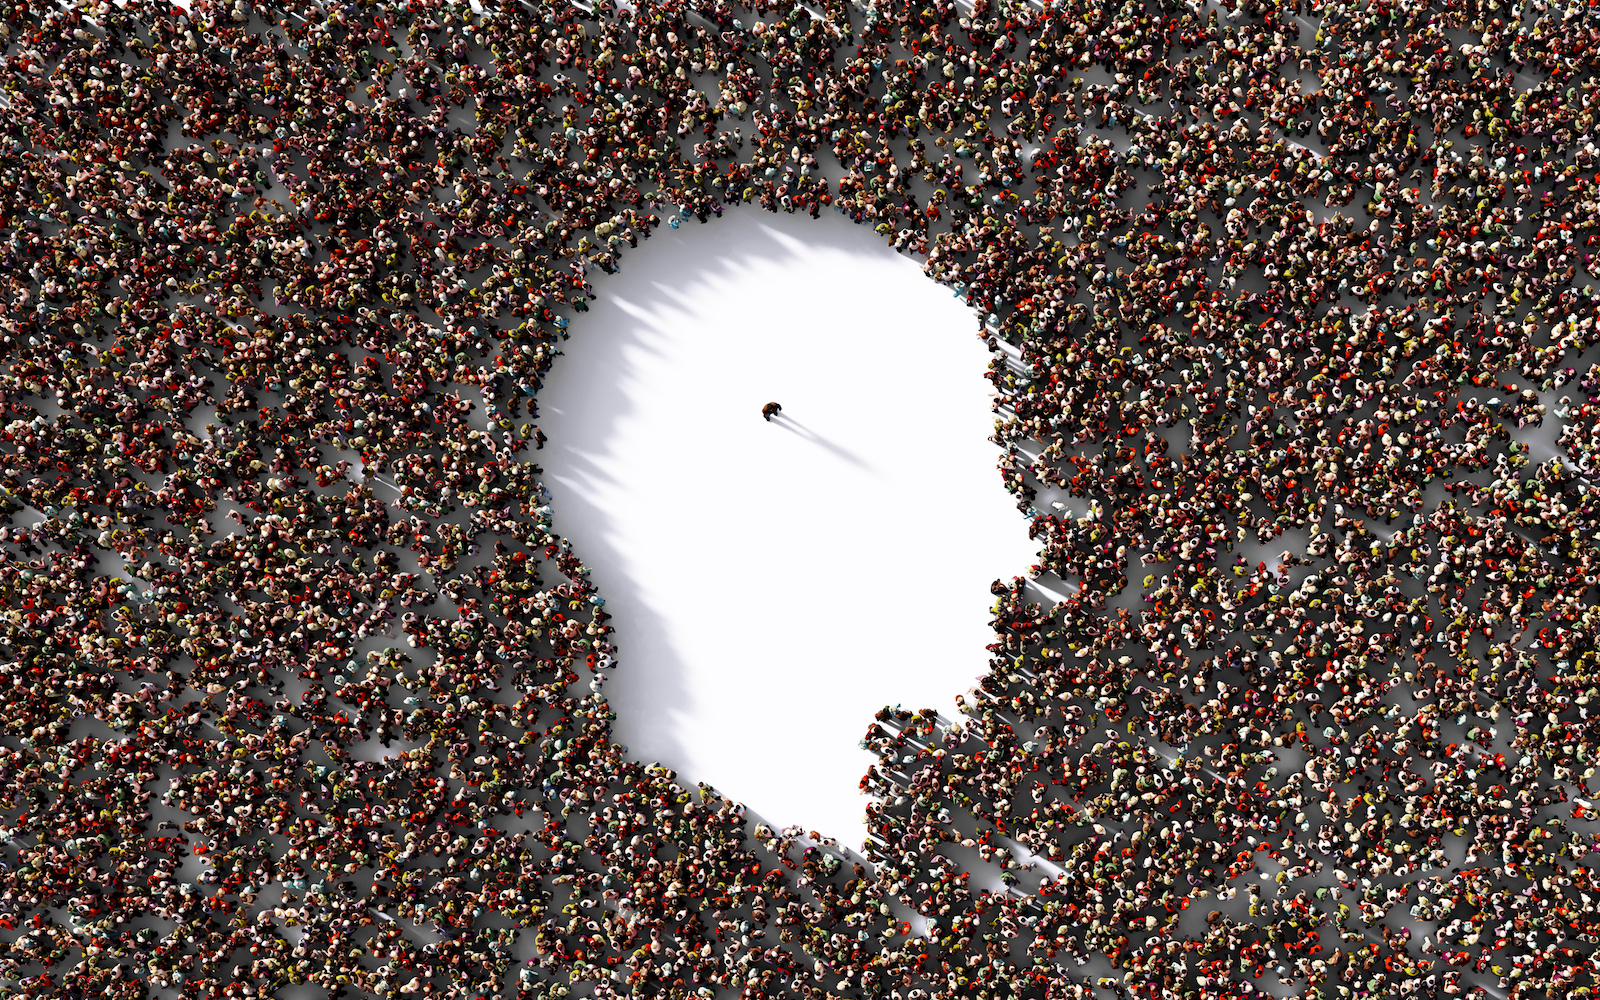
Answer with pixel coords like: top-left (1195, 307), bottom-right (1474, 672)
top-left (762, 401), bottom-right (782, 422)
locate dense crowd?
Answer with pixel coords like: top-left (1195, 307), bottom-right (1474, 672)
top-left (0, 0), bottom-right (1599, 999)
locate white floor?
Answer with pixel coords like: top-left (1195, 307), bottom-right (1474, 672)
top-left (538, 207), bottom-right (1041, 847)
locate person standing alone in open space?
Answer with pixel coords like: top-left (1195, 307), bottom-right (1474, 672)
top-left (762, 401), bottom-right (782, 422)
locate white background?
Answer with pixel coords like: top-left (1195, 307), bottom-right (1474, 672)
top-left (538, 206), bottom-right (1042, 847)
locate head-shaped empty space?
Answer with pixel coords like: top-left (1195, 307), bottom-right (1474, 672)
top-left (538, 207), bottom-right (1039, 846)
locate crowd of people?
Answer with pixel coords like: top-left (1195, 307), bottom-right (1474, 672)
top-left (1, 0), bottom-right (1600, 999)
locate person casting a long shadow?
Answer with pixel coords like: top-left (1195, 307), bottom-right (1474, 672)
top-left (769, 410), bottom-right (871, 472)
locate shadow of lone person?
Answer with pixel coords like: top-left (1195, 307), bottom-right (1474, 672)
top-left (770, 411), bottom-right (873, 473)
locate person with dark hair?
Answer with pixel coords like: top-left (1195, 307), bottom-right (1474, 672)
top-left (762, 402), bottom-right (783, 422)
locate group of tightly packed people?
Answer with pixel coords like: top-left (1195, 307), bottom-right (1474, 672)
top-left (2, 0), bottom-right (1600, 999)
